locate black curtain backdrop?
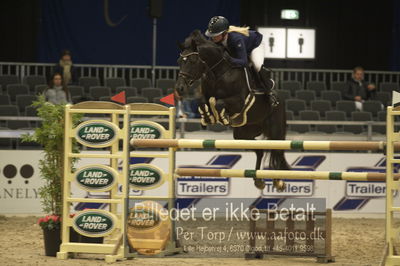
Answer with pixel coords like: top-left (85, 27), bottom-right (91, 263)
top-left (241, 0), bottom-right (396, 71)
top-left (0, 0), bottom-right (39, 62)
top-left (36, 0), bottom-right (240, 66)
top-left (0, 0), bottom-right (398, 70)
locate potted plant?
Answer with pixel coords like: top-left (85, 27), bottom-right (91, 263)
top-left (22, 95), bottom-right (82, 256)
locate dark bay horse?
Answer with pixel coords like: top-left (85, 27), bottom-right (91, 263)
top-left (175, 30), bottom-right (290, 190)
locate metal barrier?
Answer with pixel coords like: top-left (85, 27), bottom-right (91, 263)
top-left (1, 61), bottom-right (400, 87)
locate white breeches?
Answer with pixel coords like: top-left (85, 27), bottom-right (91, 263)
top-left (250, 41), bottom-right (265, 72)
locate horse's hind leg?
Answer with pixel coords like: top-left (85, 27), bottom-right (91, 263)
top-left (234, 126), bottom-right (266, 190)
top-left (264, 102), bottom-right (290, 191)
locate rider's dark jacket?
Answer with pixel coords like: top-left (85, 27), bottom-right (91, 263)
top-left (225, 31), bottom-right (263, 67)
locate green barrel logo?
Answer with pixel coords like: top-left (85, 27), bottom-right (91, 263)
top-left (72, 210), bottom-right (116, 237)
top-left (75, 120), bottom-right (118, 147)
top-left (129, 164), bottom-right (165, 190)
top-left (128, 205), bottom-right (161, 230)
top-left (75, 165), bottom-right (117, 192)
top-left (130, 121), bottom-right (164, 139)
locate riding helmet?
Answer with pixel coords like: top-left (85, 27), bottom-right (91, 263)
top-left (205, 16), bottom-right (229, 37)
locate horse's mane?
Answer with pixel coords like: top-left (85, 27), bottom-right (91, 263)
top-left (183, 30), bottom-right (223, 55)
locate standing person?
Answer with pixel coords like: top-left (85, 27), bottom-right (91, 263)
top-left (54, 50), bottom-right (78, 85)
top-left (205, 16), bottom-right (278, 106)
top-left (45, 73), bottom-right (71, 105)
top-left (344, 66), bottom-right (377, 110)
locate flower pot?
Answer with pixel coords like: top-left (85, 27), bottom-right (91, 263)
top-left (69, 228), bottom-right (103, 243)
top-left (42, 227), bottom-right (61, 256)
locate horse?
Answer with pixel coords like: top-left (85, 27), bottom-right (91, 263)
top-left (174, 30), bottom-right (290, 190)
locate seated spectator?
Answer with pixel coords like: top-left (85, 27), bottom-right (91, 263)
top-left (175, 90), bottom-right (198, 118)
top-left (54, 50), bottom-right (78, 85)
top-left (44, 73), bottom-right (71, 105)
top-left (344, 66), bottom-right (377, 110)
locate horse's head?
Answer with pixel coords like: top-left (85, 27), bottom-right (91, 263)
top-left (175, 30), bottom-right (222, 97)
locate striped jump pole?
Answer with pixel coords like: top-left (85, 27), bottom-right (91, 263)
top-left (131, 139), bottom-right (400, 152)
top-left (175, 168), bottom-right (400, 182)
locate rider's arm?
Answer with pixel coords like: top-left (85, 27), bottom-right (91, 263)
top-left (228, 38), bottom-right (248, 67)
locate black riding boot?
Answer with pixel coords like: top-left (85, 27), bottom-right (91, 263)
top-left (258, 66), bottom-right (279, 107)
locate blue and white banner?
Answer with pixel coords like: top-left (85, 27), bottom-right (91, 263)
top-left (0, 150), bottom-right (396, 215)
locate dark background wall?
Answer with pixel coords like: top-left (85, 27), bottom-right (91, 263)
top-left (242, 0), bottom-right (396, 71)
top-left (0, 0), bottom-right (398, 70)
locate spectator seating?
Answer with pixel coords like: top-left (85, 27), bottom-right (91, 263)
top-left (278, 89), bottom-right (291, 103)
top-left (23, 75), bottom-right (47, 92)
top-left (156, 79), bottom-right (176, 95)
top-left (295, 90), bottom-right (316, 105)
top-left (311, 100), bottom-right (332, 118)
top-left (336, 100), bottom-right (356, 118)
top-left (373, 110), bottom-right (386, 134)
top-left (306, 81), bottom-right (327, 97)
top-left (281, 81), bottom-right (302, 96)
top-left (7, 84), bottom-right (29, 102)
top-left (127, 96), bottom-right (148, 103)
top-left (330, 81), bottom-right (347, 96)
top-left (321, 90), bottom-right (341, 107)
top-left (16, 95), bottom-right (36, 113)
top-left (89, 86), bottom-right (111, 100)
top-left (69, 85), bottom-right (85, 100)
top-left (35, 84), bottom-right (48, 95)
top-left (116, 87), bottom-right (137, 98)
top-left (130, 78), bottom-right (152, 93)
top-left (343, 111), bottom-right (372, 134)
top-left (79, 77), bottom-right (101, 93)
top-left (141, 87), bottom-right (163, 103)
top-left (0, 95), bottom-right (11, 105)
top-left (376, 91), bottom-right (391, 106)
top-left (362, 100), bottom-right (383, 118)
top-left (105, 77), bottom-right (126, 92)
top-left (0, 75), bottom-right (19, 92)
top-left (286, 99), bottom-right (306, 116)
top-left (325, 110), bottom-right (346, 132)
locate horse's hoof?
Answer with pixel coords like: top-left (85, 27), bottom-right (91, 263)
top-left (254, 179), bottom-right (265, 190)
top-left (273, 179), bottom-right (285, 192)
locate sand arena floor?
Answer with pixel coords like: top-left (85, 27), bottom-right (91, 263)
top-left (0, 215), bottom-right (386, 266)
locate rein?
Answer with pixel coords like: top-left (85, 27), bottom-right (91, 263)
top-left (178, 51), bottom-right (228, 84)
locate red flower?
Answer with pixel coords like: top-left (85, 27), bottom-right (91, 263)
top-left (37, 214), bottom-right (62, 230)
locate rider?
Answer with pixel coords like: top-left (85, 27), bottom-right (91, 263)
top-left (205, 16), bottom-right (279, 107)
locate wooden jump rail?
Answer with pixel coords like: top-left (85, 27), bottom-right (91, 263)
top-left (131, 139), bottom-right (400, 152)
top-left (175, 168), bottom-right (400, 182)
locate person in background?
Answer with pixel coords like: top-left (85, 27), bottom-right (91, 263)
top-left (344, 66), bottom-right (377, 110)
top-left (174, 90), bottom-right (198, 119)
top-left (53, 50), bottom-right (78, 85)
top-left (45, 72), bottom-right (71, 105)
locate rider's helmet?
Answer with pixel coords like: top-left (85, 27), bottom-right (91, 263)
top-left (205, 16), bottom-right (229, 37)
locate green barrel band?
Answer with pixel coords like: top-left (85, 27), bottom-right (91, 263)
top-left (203, 140), bottom-right (216, 148)
top-left (244, 170), bottom-right (257, 178)
top-left (329, 172), bottom-right (342, 180)
top-left (290, 140), bottom-right (304, 150)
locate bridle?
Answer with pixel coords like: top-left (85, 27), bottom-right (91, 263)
top-left (178, 50), bottom-right (227, 85)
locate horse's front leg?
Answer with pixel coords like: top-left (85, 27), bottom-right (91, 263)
top-left (197, 96), bottom-right (216, 126)
top-left (209, 95), bottom-right (243, 126)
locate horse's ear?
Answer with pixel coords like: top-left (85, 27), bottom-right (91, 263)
top-left (177, 41), bottom-right (185, 51)
top-left (191, 39), bottom-right (197, 51)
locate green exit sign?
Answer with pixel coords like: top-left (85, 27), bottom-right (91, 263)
top-left (281, 9), bottom-right (299, 20)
